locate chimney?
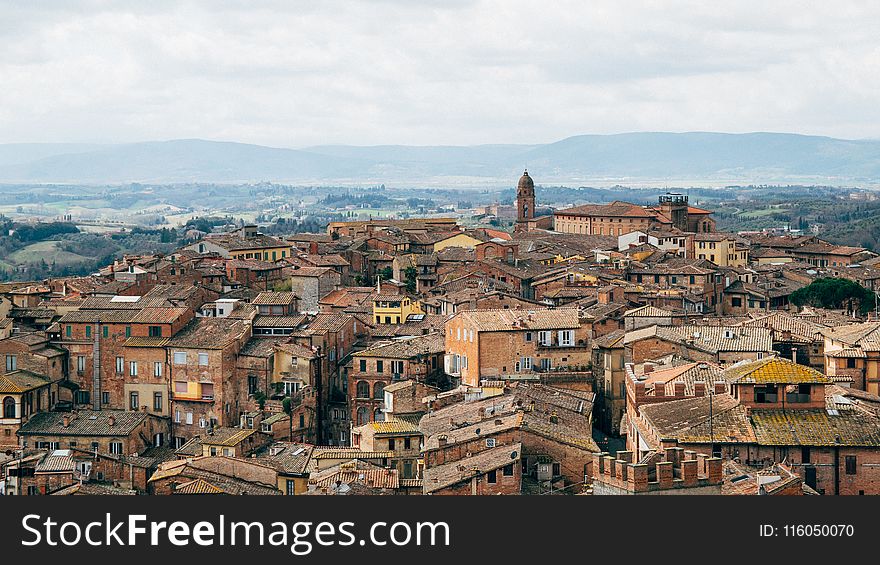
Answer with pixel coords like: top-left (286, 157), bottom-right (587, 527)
top-left (62, 415), bottom-right (70, 428)
top-left (791, 347), bottom-right (797, 363)
top-left (643, 362), bottom-right (655, 374)
top-left (438, 435), bottom-right (447, 447)
top-left (549, 412), bottom-right (559, 424)
top-left (108, 415), bottom-right (115, 427)
top-left (673, 382), bottom-right (686, 396)
top-left (714, 382), bottom-right (726, 394)
top-left (629, 463), bottom-right (649, 493)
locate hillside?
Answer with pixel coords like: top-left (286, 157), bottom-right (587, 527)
top-left (2, 132), bottom-right (880, 185)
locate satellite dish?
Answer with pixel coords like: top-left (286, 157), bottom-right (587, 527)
top-left (510, 451), bottom-right (518, 459)
top-left (475, 428), bottom-right (481, 435)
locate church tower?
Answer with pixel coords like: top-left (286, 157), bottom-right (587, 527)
top-left (515, 169), bottom-right (535, 233)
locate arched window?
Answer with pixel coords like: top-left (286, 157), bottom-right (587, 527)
top-left (356, 406), bottom-right (369, 426)
top-left (373, 408), bottom-right (383, 422)
top-left (3, 396), bottom-right (15, 419)
top-left (356, 381), bottom-right (370, 399)
top-left (373, 381), bottom-right (386, 400)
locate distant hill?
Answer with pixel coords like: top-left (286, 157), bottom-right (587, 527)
top-left (2, 132), bottom-right (880, 185)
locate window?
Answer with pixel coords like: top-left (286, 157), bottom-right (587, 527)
top-left (538, 331), bottom-right (552, 346)
top-left (359, 359), bottom-right (367, 372)
top-left (109, 442), bottom-right (123, 455)
top-left (130, 391), bottom-right (139, 410)
top-left (173, 352), bottom-right (187, 365)
top-left (388, 438), bottom-right (395, 450)
top-left (77, 356), bottom-right (86, 373)
top-left (3, 397), bottom-right (15, 418)
top-left (391, 360), bottom-right (404, 376)
top-left (525, 332), bottom-right (533, 342)
top-left (130, 361), bottom-right (138, 376)
top-left (731, 297), bottom-right (742, 307)
top-left (175, 410), bottom-right (181, 423)
top-left (801, 447), bottom-right (811, 464)
top-left (503, 464), bottom-right (514, 476)
top-left (125, 326), bottom-right (131, 338)
top-left (485, 438), bottom-right (496, 448)
top-left (101, 391), bottom-right (110, 405)
top-left (5, 355), bottom-right (16, 372)
top-left (198, 353), bottom-right (209, 366)
top-left (558, 330), bottom-right (574, 347)
top-left (103, 326), bottom-right (109, 338)
top-left (376, 360), bottom-right (384, 373)
top-left (373, 382), bottom-right (385, 399)
top-left (154, 362), bottom-right (163, 377)
top-left (847, 358), bottom-right (857, 369)
top-left (186, 412), bottom-right (194, 425)
top-left (248, 375), bottom-right (259, 395)
top-left (85, 326), bottom-right (91, 338)
top-left (846, 456), bottom-right (857, 475)
top-left (521, 357), bottom-right (533, 371)
top-left (201, 383), bottom-right (214, 399)
top-left (153, 392), bottom-right (163, 412)
top-left (116, 357), bottom-right (124, 374)
top-left (66, 325), bottom-right (72, 338)
top-left (404, 437), bottom-right (411, 450)
top-left (286, 480), bottom-right (296, 496)
top-left (357, 381), bottom-right (370, 398)
top-left (754, 385), bottom-right (778, 403)
top-left (486, 469), bottom-right (497, 484)
top-left (148, 326), bottom-right (162, 337)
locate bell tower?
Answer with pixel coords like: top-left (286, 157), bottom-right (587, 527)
top-left (515, 169), bottom-right (535, 233)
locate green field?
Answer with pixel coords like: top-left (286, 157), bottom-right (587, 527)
top-left (6, 241), bottom-right (91, 266)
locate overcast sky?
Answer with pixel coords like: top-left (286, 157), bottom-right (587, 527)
top-left (2, 0), bottom-right (879, 147)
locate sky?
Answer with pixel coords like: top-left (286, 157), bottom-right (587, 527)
top-left (1, 0), bottom-right (880, 148)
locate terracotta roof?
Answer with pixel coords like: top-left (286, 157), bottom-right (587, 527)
top-left (424, 443), bottom-right (522, 493)
top-left (356, 333), bottom-right (444, 359)
top-left (309, 460), bottom-right (399, 489)
top-left (59, 309), bottom-right (139, 324)
top-left (124, 336), bottom-right (171, 348)
top-left (174, 478), bottom-right (226, 494)
top-left (751, 409), bottom-right (880, 447)
top-left (254, 443), bottom-right (313, 475)
top-left (252, 292), bottom-right (297, 305)
top-left (556, 201), bottom-right (654, 218)
top-left (130, 307), bottom-right (190, 325)
top-left (724, 357), bottom-right (831, 385)
top-left (455, 307), bottom-right (581, 332)
top-left (625, 325), bottom-right (772, 354)
top-left (201, 428), bottom-right (257, 447)
top-left (0, 370), bottom-right (51, 393)
top-left (18, 410), bottom-right (147, 437)
top-left (168, 318), bottom-right (250, 350)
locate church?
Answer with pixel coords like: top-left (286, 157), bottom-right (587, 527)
top-left (513, 170), bottom-right (715, 236)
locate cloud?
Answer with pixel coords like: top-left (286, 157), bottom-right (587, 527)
top-left (1, 0), bottom-right (879, 146)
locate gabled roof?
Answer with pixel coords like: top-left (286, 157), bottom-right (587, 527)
top-left (723, 357), bottom-right (831, 385)
top-left (0, 370), bottom-right (52, 393)
top-left (423, 443), bottom-right (522, 493)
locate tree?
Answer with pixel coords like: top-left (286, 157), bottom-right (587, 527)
top-left (404, 265), bottom-right (417, 293)
top-left (378, 266), bottom-right (393, 281)
top-left (790, 277), bottom-right (876, 314)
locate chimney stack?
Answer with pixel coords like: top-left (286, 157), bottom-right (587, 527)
top-left (62, 415), bottom-right (70, 428)
top-left (108, 415), bottom-right (115, 427)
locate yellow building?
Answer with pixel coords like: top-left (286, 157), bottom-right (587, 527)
top-left (695, 233), bottom-right (748, 267)
top-left (432, 233), bottom-right (483, 252)
top-left (372, 294), bottom-right (424, 324)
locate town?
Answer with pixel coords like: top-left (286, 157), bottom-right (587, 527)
top-left (3, 169), bottom-right (880, 496)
